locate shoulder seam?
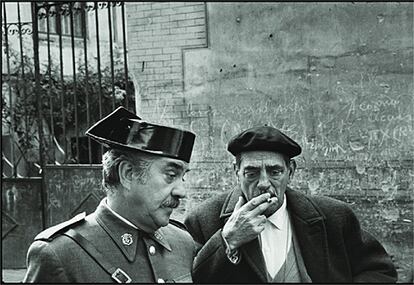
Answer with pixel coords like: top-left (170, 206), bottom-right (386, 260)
top-left (35, 212), bottom-right (86, 241)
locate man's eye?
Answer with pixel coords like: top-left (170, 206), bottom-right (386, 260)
top-left (244, 171), bottom-right (259, 178)
top-left (165, 172), bottom-right (177, 182)
top-left (270, 169), bottom-right (283, 176)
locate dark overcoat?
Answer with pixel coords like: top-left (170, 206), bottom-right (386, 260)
top-left (184, 187), bottom-right (397, 283)
top-left (23, 200), bottom-right (195, 283)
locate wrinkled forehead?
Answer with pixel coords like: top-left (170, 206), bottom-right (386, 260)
top-left (155, 156), bottom-right (189, 171)
top-left (239, 151), bottom-right (287, 168)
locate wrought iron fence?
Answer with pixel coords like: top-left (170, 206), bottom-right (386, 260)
top-left (2, 2), bottom-right (134, 178)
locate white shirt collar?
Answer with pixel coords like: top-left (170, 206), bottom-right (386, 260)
top-left (260, 193), bottom-right (292, 278)
top-left (103, 198), bottom-right (139, 230)
top-left (266, 193), bottom-right (288, 230)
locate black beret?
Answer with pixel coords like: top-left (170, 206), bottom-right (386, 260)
top-left (85, 107), bottom-right (196, 163)
top-left (227, 126), bottom-right (301, 158)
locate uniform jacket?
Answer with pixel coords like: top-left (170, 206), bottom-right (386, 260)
top-left (23, 199), bottom-right (195, 283)
top-left (184, 188), bottom-right (397, 283)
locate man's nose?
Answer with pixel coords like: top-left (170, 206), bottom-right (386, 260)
top-left (172, 180), bottom-right (187, 198)
top-left (257, 170), bottom-right (271, 191)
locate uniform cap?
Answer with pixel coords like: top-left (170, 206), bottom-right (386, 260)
top-left (227, 126), bottom-right (301, 158)
top-left (85, 107), bottom-right (195, 163)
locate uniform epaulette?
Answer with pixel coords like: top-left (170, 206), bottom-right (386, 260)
top-left (35, 212), bottom-right (86, 241)
top-left (169, 219), bottom-right (188, 231)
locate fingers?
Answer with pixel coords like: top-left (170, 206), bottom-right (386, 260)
top-left (243, 193), bottom-right (270, 211)
top-left (224, 203), bottom-right (268, 248)
top-left (254, 215), bottom-right (267, 227)
top-left (234, 196), bottom-right (245, 212)
top-left (249, 196), bottom-right (278, 217)
top-left (252, 215), bottom-right (267, 233)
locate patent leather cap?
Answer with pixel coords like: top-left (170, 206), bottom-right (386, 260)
top-left (85, 107), bottom-right (196, 163)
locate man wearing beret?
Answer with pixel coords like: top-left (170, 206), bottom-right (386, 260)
top-left (23, 107), bottom-right (196, 283)
top-left (185, 126), bottom-right (397, 283)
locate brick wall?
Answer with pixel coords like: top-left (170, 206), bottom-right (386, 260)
top-left (126, 2), bottom-right (207, 129)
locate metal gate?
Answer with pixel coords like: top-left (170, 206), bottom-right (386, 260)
top-left (2, 1), bottom-right (134, 268)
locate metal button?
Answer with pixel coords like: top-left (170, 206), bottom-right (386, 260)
top-left (149, 245), bottom-right (156, 255)
top-left (157, 278), bottom-right (165, 283)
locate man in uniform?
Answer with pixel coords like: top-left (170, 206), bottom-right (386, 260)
top-left (185, 126), bottom-right (397, 283)
top-left (23, 107), bottom-right (196, 283)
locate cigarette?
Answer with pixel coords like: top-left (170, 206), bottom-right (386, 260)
top-left (267, 197), bottom-right (272, 203)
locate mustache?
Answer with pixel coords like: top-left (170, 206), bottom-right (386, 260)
top-left (161, 199), bottom-right (180, 208)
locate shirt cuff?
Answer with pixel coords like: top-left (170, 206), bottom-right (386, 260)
top-left (221, 231), bottom-right (241, 265)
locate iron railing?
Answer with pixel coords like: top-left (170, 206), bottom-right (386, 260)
top-left (2, 2), bottom-right (134, 178)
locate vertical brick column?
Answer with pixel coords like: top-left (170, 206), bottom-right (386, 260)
top-left (126, 2), bottom-right (207, 129)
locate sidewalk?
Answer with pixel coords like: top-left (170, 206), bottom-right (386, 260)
top-left (2, 269), bottom-right (26, 283)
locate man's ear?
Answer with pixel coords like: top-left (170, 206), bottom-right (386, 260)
top-left (233, 162), bottom-right (237, 173)
top-left (118, 160), bottom-right (134, 190)
top-left (288, 159), bottom-right (297, 179)
top-left (233, 162), bottom-right (240, 180)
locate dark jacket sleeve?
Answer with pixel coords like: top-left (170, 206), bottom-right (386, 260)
top-left (185, 208), bottom-right (240, 283)
top-left (23, 240), bottom-right (70, 283)
top-left (342, 206), bottom-right (397, 283)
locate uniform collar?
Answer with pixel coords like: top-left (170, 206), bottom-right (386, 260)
top-left (104, 198), bottom-right (139, 230)
top-left (103, 198), bottom-right (171, 250)
top-left (95, 199), bottom-right (172, 262)
top-left (148, 227), bottom-right (172, 252)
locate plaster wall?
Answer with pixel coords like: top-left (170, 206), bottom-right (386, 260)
top-left (127, 3), bottom-right (413, 281)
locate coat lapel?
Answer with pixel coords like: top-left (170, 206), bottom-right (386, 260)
top-left (219, 189), bottom-right (268, 282)
top-left (219, 188), bottom-right (331, 282)
top-left (286, 188), bottom-right (330, 282)
top-left (241, 238), bottom-right (268, 282)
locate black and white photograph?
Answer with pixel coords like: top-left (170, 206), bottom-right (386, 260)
top-left (2, 1), bottom-right (413, 283)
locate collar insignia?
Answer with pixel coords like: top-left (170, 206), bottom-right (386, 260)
top-left (121, 233), bottom-right (133, 246)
